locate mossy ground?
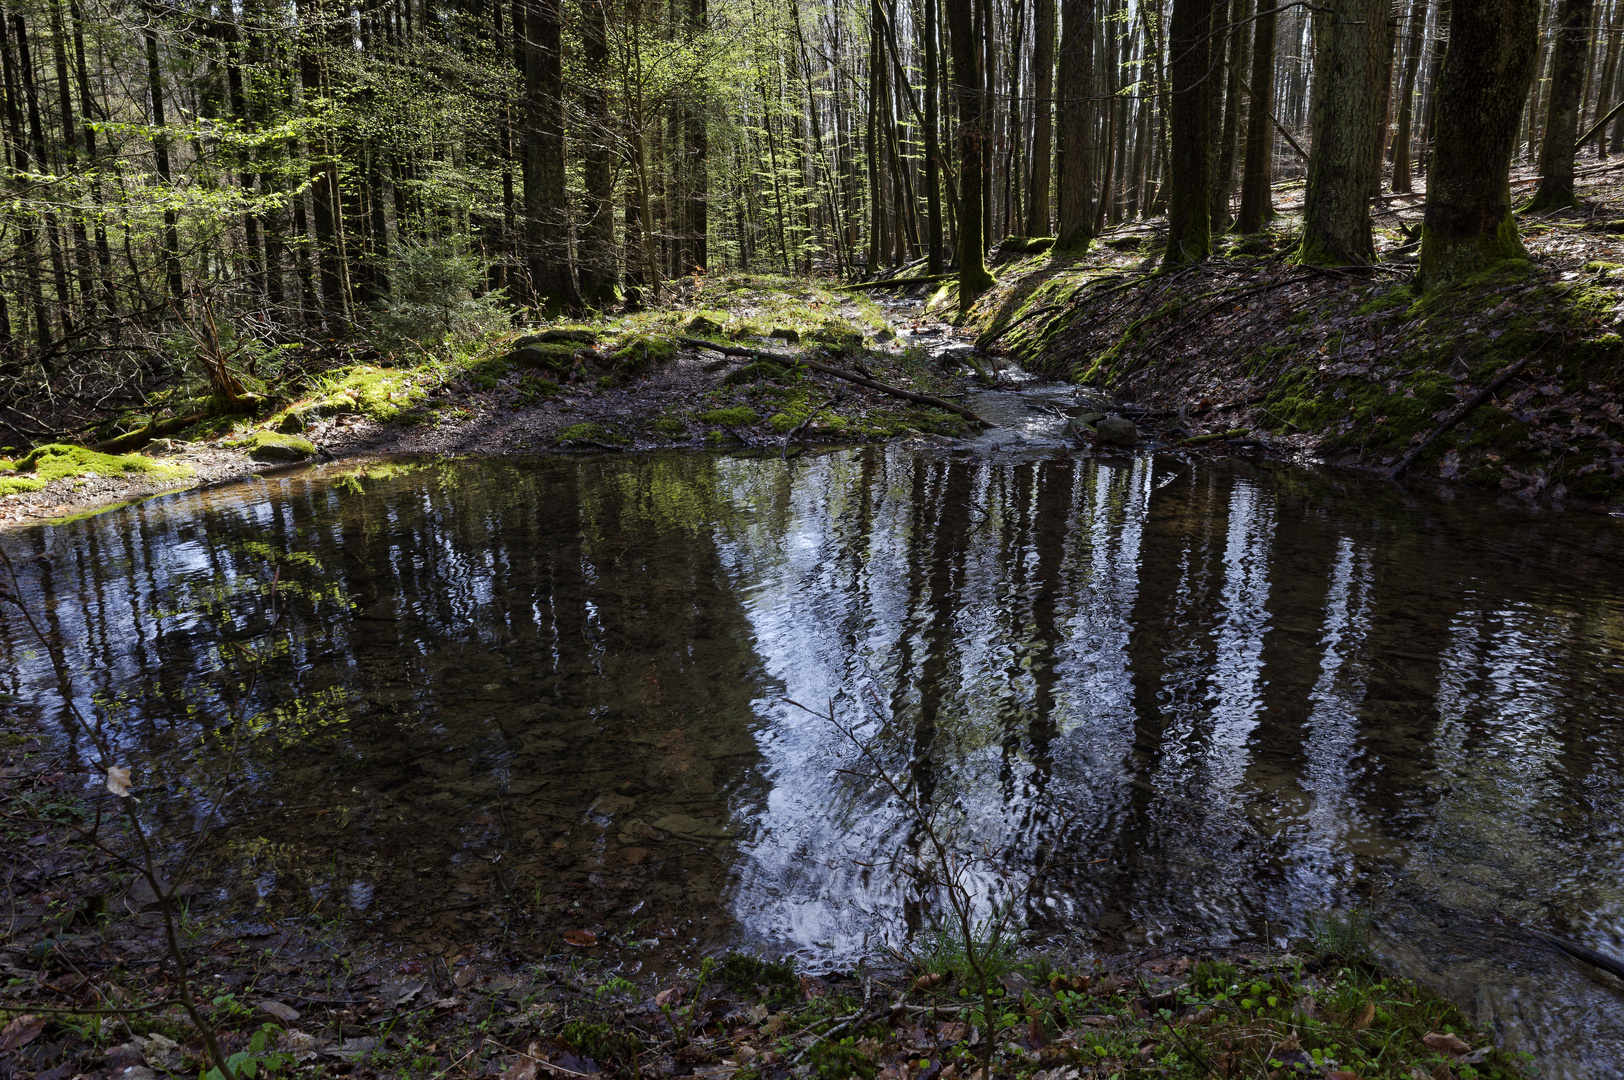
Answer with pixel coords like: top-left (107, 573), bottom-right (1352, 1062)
top-left (0, 444), bottom-right (193, 497)
top-left (962, 206), bottom-right (1624, 506)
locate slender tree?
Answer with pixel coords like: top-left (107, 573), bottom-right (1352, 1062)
top-left (522, 0), bottom-right (581, 311)
top-left (1527, 0), bottom-right (1594, 208)
top-left (944, 0), bottom-right (994, 306)
top-left (1026, 0), bottom-right (1055, 235)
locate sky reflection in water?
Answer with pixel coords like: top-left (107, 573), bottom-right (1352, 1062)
top-left (3, 449), bottom-right (1622, 1076)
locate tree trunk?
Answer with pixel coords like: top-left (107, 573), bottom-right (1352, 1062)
top-left (1236, 0), bottom-right (1275, 230)
top-left (944, 0), bottom-right (994, 307)
top-left (1591, 0), bottom-right (1623, 157)
top-left (1212, 0), bottom-right (1249, 230)
top-left (1026, 0), bottom-right (1055, 235)
top-left (1417, 0), bottom-right (1541, 288)
top-left (1297, 0), bottom-right (1392, 264)
top-left (578, 0), bottom-right (617, 303)
top-left (1054, 0), bottom-right (1093, 249)
top-left (1528, 0), bottom-right (1594, 208)
top-left (1162, 0), bottom-right (1210, 262)
top-left (296, 0), bottom-right (346, 328)
top-left (924, 0), bottom-right (946, 271)
top-left (521, 0), bottom-right (580, 311)
top-left (1390, 0), bottom-right (1429, 191)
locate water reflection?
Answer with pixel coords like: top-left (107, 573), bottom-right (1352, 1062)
top-left (3, 450), bottom-right (1623, 1076)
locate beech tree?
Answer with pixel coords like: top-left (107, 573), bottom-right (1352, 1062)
top-left (1527, 0), bottom-right (1594, 209)
top-left (1418, 0), bottom-right (1542, 288)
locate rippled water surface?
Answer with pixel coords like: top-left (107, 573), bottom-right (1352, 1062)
top-left (5, 446), bottom-right (1624, 1076)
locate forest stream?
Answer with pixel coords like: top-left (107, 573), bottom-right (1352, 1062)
top-left (3, 373), bottom-right (1623, 1076)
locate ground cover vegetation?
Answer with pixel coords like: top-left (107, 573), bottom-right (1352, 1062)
top-left (0, 0), bottom-right (1622, 510)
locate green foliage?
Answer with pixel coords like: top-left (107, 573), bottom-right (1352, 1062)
top-left (371, 240), bottom-right (512, 355)
top-left (719, 951), bottom-right (799, 1006)
top-left (810, 1036), bottom-right (876, 1080)
top-left (1304, 909), bottom-right (1375, 963)
top-left (909, 919), bottom-right (1019, 984)
top-left (202, 1022), bottom-right (291, 1080)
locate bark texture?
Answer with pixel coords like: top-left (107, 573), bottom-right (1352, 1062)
top-left (944, 0), bottom-right (994, 306)
top-left (1055, 0), bottom-right (1093, 249)
top-left (1417, 0), bottom-right (1541, 289)
top-left (522, 0), bottom-right (581, 312)
top-left (1236, 0), bottom-right (1275, 231)
top-left (1527, 0), bottom-right (1593, 209)
top-left (1389, 0), bottom-right (1429, 192)
top-left (1162, 0), bottom-right (1209, 263)
top-left (578, 0), bottom-right (618, 304)
top-left (1297, 0), bottom-right (1393, 265)
top-left (1025, 0), bottom-right (1055, 236)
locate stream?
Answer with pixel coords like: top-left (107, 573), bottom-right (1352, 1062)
top-left (4, 382), bottom-right (1623, 1076)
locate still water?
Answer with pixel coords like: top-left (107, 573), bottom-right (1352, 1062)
top-left (4, 447), bottom-right (1623, 1075)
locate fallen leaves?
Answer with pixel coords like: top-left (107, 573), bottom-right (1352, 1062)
top-left (1422, 1031), bottom-right (1472, 1056)
top-left (258, 999), bottom-right (300, 1023)
top-left (0, 1014), bottom-right (44, 1052)
top-left (563, 929), bottom-right (598, 948)
top-left (106, 765), bottom-right (131, 797)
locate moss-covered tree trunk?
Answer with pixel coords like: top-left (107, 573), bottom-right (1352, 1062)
top-left (1025, 0), bottom-right (1055, 236)
top-left (1417, 0), bottom-right (1541, 289)
top-left (1235, 0), bottom-right (1275, 232)
top-left (1527, 0), bottom-right (1594, 209)
top-left (522, 0), bottom-right (581, 313)
top-left (944, 0), bottom-right (994, 308)
top-left (1296, 0), bottom-right (1392, 265)
top-left (1162, 0), bottom-right (1210, 263)
top-left (1389, 0), bottom-right (1429, 192)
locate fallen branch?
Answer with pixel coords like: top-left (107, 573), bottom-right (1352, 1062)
top-left (1238, 75), bottom-right (1309, 161)
top-left (1528, 929), bottom-right (1624, 982)
top-left (674, 337), bottom-right (996, 428)
top-left (1177, 428), bottom-right (1250, 446)
top-left (1387, 355), bottom-right (1536, 479)
top-left (783, 393), bottom-right (840, 460)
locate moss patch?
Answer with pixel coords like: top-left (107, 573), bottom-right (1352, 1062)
top-left (319, 365), bottom-right (427, 422)
top-left (697, 406), bottom-right (760, 427)
top-left (0, 444), bottom-right (193, 497)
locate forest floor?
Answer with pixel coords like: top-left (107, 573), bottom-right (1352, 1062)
top-left (5, 163), bottom-right (1624, 528)
top-left (1, 703), bottom-right (1540, 1080)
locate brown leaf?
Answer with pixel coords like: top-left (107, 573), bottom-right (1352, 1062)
top-left (655, 986), bottom-right (682, 1007)
top-left (259, 999), bottom-right (301, 1023)
top-left (1349, 1001), bottom-right (1376, 1030)
top-left (1422, 1031), bottom-right (1472, 1056)
top-left (914, 972), bottom-right (947, 991)
top-left (0, 1014), bottom-right (44, 1052)
top-left (106, 766), bottom-right (131, 798)
top-left (500, 1059), bottom-right (538, 1080)
top-left (563, 929), bottom-right (598, 947)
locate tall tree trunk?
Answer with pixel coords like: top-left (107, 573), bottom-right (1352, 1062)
top-left (1390, 0), bottom-right (1429, 191)
top-left (1212, 0), bottom-right (1249, 230)
top-left (1054, 0), bottom-right (1093, 249)
top-left (1417, 0), bottom-right (1541, 288)
top-left (578, 0), bottom-right (617, 302)
top-left (679, 0), bottom-right (709, 274)
top-left (1236, 0), bottom-right (1274, 230)
top-left (521, 0), bottom-right (580, 311)
top-left (1297, 0), bottom-right (1392, 264)
top-left (0, 12), bottom-right (51, 352)
top-left (944, 0), bottom-right (994, 306)
top-left (1528, 0), bottom-right (1594, 208)
top-left (296, 0), bottom-right (346, 328)
top-left (1025, 0), bottom-right (1055, 235)
top-left (1162, 0), bottom-right (1210, 262)
top-left (923, 0), bottom-right (945, 270)
top-left (1591, 0), bottom-right (1623, 157)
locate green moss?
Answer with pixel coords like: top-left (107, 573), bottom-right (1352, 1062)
top-left (1355, 286), bottom-right (1414, 315)
top-left (230, 431), bottom-right (318, 462)
top-left (724, 359), bottom-right (793, 384)
top-left (685, 312), bottom-right (727, 338)
top-left (515, 375), bottom-right (562, 405)
top-left (557, 422), bottom-right (628, 446)
top-left (611, 334), bottom-right (677, 376)
top-left (697, 406), bottom-right (759, 427)
top-left (652, 417), bottom-right (687, 437)
top-left (504, 341), bottom-right (581, 372)
top-left (321, 365), bottom-right (427, 422)
top-left (0, 444), bottom-right (193, 497)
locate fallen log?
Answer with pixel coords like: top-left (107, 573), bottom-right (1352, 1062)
top-left (674, 336), bottom-right (996, 428)
top-left (1177, 428), bottom-right (1250, 447)
top-left (93, 410), bottom-right (211, 455)
top-left (1527, 929), bottom-right (1624, 983)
